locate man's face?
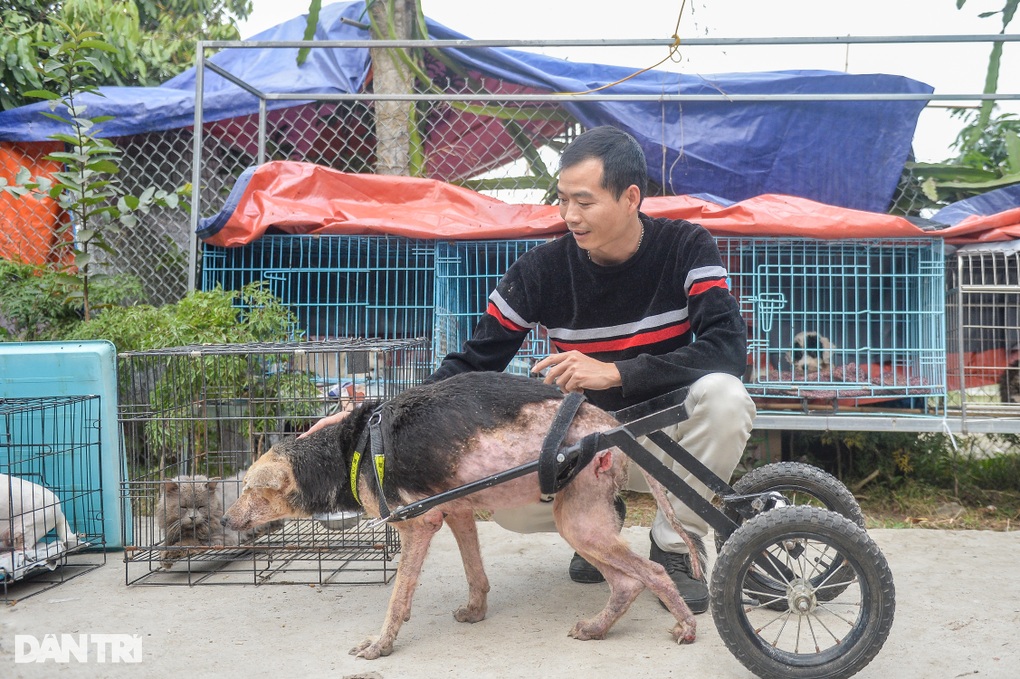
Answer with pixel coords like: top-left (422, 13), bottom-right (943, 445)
top-left (556, 157), bottom-right (639, 264)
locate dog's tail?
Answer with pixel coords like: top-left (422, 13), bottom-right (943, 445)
top-left (637, 468), bottom-right (705, 580)
top-left (54, 510), bottom-right (80, 548)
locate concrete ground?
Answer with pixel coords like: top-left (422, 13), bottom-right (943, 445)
top-left (1, 523), bottom-right (1018, 679)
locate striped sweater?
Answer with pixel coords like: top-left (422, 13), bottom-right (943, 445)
top-left (429, 214), bottom-right (748, 411)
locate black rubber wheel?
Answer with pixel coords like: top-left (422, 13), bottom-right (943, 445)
top-left (711, 506), bottom-right (895, 679)
top-left (716, 461), bottom-right (865, 609)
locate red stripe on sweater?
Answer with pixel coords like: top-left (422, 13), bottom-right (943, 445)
top-left (552, 322), bottom-right (690, 353)
top-left (689, 278), bottom-right (729, 296)
top-left (487, 302), bottom-right (528, 332)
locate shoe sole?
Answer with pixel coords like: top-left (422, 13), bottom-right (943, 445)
top-left (659, 595), bottom-right (708, 614)
top-left (569, 569), bottom-right (606, 584)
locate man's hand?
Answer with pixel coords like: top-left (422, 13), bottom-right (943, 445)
top-left (532, 351), bottom-right (622, 393)
top-left (299, 401), bottom-right (355, 439)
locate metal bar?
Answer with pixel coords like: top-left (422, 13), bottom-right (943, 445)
top-left (605, 430), bottom-right (739, 536)
top-left (753, 413), bottom-right (1020, 434)
top-left (646, 430), bottom-right (735, 498)
top-left (204, 61), bottom-right (269, 98)
top-left (197, 34), bottom-right (1020, 49)
top-left (383, 460), bottom-right (542, 522)
top-left (257, 98), bottom-right (267, 164)
top-left (247, 92), bottom-right (1020, 103)
top-left (187, 44), bottom-right (206, 293)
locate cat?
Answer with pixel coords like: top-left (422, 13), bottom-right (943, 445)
top-left (156, 471), bottom-right (283, 569)
top-left (0, 472), bottom-right (79, 552)
top-left (1000, 359), bottom-right (1020, 404)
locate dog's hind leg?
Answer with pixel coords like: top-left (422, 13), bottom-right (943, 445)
top-left (558, 491), bottom-right (697, 645)
top-left (443, 508), bottom-right (490, 623)
top-left (351, 509), bottom-right (444, 660)
top-left (638, 467), bottom-right (704, 580)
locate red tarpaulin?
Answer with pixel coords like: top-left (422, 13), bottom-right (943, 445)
top-left (197, 161), bottom-right (1018, 247)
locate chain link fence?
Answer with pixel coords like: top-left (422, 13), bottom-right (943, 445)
top-left (1, 37), bottom-right (1017, 453)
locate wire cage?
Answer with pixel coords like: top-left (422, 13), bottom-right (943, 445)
top-left (718, 237), bottom-right (947, 408)
top-left (433, 239), bottom-right (553, 374)
top-left (118, 338), bottom-right (430, 586)
top-left (201, 235), bottom-right (437, 340)
top-left (946, 241), bottom-right (1020, 416)
top-left (0, 395), bottom-right (106, 602)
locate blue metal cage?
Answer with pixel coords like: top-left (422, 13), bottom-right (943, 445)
top-left (718, 237), bottom-right (946, 403)
top-left (202, 235), bottom-right (436, 340)
top-left (433, 239), bottom-right (552, 375)
top-left (0, 395), bottom-right (107, 595)
top-left (202, 234), bottom-right (946, 406)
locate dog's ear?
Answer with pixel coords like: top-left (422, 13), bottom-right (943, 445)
top-left (163, 481), bottom-right (179, 493)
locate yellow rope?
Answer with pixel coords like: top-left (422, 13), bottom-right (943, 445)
top-left (554, 0), bottom-right (687, 96)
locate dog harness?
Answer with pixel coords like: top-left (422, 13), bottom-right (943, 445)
top-left (349, 406), bottom-right (391, 519)
top-left (538, 392), bottom-right (600, 495)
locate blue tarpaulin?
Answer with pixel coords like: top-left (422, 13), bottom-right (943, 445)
top-left (0, 1), bottom-right (933, 211)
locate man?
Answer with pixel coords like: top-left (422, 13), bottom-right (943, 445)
top-left (428, 125), bottom-right (754, 613)
top-left (307, 126), bottom-right (755, 613)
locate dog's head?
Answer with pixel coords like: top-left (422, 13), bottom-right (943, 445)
top-left (222, 452), bottom-right (303, 532)
top-left (788, 331), bottom-right (832, 372)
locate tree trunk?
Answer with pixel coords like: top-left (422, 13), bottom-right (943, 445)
top-left (368, 0), bottom-right (417, 176)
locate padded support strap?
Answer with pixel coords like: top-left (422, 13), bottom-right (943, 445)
top-left (538, 392), bottom-right (591, 495)
top-left (368, 407), bottom-right (390, 519)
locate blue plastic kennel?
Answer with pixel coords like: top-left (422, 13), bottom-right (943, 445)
top-left (0, 341), bottom-right (127, 549)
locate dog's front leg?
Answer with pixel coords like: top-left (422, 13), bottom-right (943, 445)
top-left (351, 511), bottom-right (444, 659)
top-left (443, 509), bottom-right (490, 623)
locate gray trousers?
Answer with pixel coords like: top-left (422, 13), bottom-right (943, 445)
top-left (491, 373), bottom-right (756, 554)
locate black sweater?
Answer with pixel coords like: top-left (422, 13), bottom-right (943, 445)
top-left (429, 214), bottom-right (748, 411)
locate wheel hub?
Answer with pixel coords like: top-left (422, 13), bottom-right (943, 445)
top-left (787, 579), bottom-right (817, 614)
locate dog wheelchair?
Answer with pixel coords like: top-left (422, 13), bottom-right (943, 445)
top-left (377, 385), bottom-right (895, 679)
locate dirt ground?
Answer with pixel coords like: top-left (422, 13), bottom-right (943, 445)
top-left (1, 522), bottom-right (1018, 679)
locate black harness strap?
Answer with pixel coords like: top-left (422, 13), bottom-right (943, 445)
top-left (538, 391), bottom-right (597, 495)
top-left (368, 407), bottom-right (390, 519)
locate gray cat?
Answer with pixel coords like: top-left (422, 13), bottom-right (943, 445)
top-left (156, 471), bottom-right (282, 569)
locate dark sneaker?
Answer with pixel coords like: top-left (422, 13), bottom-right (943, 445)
top-left (568, 496), bottom-right (627, 584)
top-left (649, 534), bottom-right (709, 614)
top-left (569, 551), bottom-right (606, 583)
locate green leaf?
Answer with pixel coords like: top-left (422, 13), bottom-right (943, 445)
top-left (80, 40), bottom-right (119, 54)
top-left (297, 0), bottom-right (324, 66)
top-left (23, 89), bottom-right (61, 101)
top-left (87, 160), bottom-right (121, 174)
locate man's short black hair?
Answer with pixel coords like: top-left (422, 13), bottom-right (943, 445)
top-left (559, 126), bottom-right (647, 202)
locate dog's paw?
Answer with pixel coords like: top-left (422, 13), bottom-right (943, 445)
top-left (568, 619), bottom-right (608, 641)
top-left (671, 619), bottom-right (697, 645)
top-left (350, 637), bottom-right (392, 660)
top-left (453, 605), bottom-right (486, 623)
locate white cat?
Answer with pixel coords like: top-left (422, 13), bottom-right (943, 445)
top-left (0, 473), bottom-right (78, 551)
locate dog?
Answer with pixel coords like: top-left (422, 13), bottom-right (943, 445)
top-left (1000, 358), bottom-right (1020, 404)
top-left (1, 473), bottom-right (79, 552)
top-left (788, 330), bottom-right (833, 372)
top-left (224, 371), bottom-right (702, 659)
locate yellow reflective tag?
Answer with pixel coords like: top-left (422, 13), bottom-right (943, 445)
top-left (350, 450), bottom-right (362, 505)
top-left (374, 454), bottom-right (385, 487)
